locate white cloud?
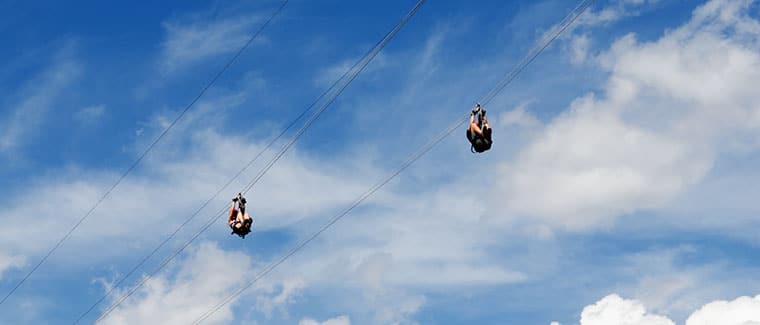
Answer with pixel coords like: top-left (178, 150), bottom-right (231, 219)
top-left (0, 252), bottom-right (25, 280)
top-left (501, 102), bottom-right (710, 230)
top-left (313, 52), bottom-right (390, 89)
top-left (161, 14), bottom-right (265, 72)
top-left (570, 34), bottom-right (591, 64)
top-left (496, 0), bottom-right (760, 231)
top-left (617, 247), bottom-right (713, 317)
top-left (304, 182), bottom-right (527, 288)
top-left (0, 125), bottom-right (373, 282)
top-left (572, 246), bottom-right (760, 321)
top-left (300, 315), bottom-right (351, 325)
top-left (374, 293), bottom-right (425, 325)
top-left (0, 50), bottom-right (81, 152)
top-left (133, 77), bottom-right (249, 148)
top-left (312, 19), bottom-right (450, 91)
top-left (576, 0), bottom-right (662, 28)
top-left (255, 277), bottom-right (306, 319)
top-left (252, 176), bottom-right (525, 323)
top-left (686, 295), bottom-right (760, 325)
top-left (580, 294), bottom-right (675, 325)
top-left (576, 294), bottom-right (760, 325)
top-left (499, 102), bottom-right (541, 129)
top-left (75, 105), bottom-right (106, 124)
top-left (97, 242), bottom-right (251, 325)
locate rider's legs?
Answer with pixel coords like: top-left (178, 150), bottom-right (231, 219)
top-left (228, 202), bottom-right (239, 229)
top-left (470, 112), bottom-right (484, 135)
top-left (242, 212), bottom-right (252, 231)
top-left (235, 210), bottom-right (246, 227)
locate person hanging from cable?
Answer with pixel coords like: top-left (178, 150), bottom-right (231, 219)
top-left (228, 192), bottom-right (253, 238)
top-left (466, 103), bottom-right (493, 153)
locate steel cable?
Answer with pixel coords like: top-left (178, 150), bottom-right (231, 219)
top-left (191, 0), bottom-right (595, 323)
top-left (0, 0), bottom-right (289, 310)
top-left (93, 1), bottom-right (426, 322)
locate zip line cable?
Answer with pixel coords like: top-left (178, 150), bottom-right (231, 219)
top-left (0, 0), bottom-right (289, 309)
top-left (239, 0), bottom-right (427, 197)
top-left (193, 0), bottom-right (595, 323)
top-left (193, 112), bottom-right (465, 325)
top-left (78, 19), bottom-right (366, 322)
top-left (93, 1), bottom-right (427, 322)
top-left (96, 0), bottom-right (425, 320)
top-left (74, 67), bottom-right (321, 325)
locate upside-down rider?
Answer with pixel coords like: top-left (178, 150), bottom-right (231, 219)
top-left (466, 103), bottom-right (493, 153)
top-left (228, 192), bottom-right (253, 238)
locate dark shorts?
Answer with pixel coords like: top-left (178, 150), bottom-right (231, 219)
top-left (467, 129), bottom-right (492, 153)
top-left (474, 139), bottom-right (491, 152)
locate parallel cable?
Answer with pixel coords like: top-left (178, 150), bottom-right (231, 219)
top-left (87, 44), bottom-right (349, 324)
top-left (193, 0), bottom-right (594, 323)
top-left (0, 0), bottom-right (289, 309)
top-left (193, 111), bottom-right (464, 325)
top-left (93, 0), bottom-right (426, 322)
top-left (241, 0), bottom-right (428, 196)
top-left (76, 68), bottom-right (320, 324)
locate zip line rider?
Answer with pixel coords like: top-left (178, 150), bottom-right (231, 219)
top-left (466, 103), bottom-right (493, 153)
top-left (228, 193), bottom-right (253, 238)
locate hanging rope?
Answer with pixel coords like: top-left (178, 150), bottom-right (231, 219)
top-left (191, 0), bottom-right (595, 323)
top-left (92, 1), bottom-right (427, 323)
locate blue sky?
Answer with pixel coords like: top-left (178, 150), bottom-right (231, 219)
top-left (2, 0), bottom-right (760, 324)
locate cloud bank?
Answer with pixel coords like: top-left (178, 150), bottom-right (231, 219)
top-left (498, 0), bottom-right (760, 231)
top-left (565, 293), bottom-right (760, 325)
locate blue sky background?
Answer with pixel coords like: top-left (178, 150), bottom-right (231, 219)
top-left (2, 0), bottom-right (760, 324)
